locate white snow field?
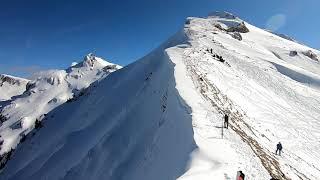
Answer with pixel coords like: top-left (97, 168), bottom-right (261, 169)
top-left (0, 74), bottom-right (29, 101)
top-left (0, 54), bottom-right (120, 158)
top-left (1, 12), bottom-right (320, 180)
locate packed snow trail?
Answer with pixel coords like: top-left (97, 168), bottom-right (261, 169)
top-left (178, 12), bottom-right (320, 179)
top-left (167, 46), bottom-right (270, 179)
top-left (182, 47), bottom-right (288, 179)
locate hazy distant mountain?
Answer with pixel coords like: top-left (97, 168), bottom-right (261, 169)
top-left (0, 74), bottom-right (29, 101)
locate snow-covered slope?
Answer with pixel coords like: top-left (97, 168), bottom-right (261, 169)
top-left (0, 54), bottom-right (120, 159)
top-left (1, 12), bottom-right (320, 180)
top-left (0, 75), bottom-right (29, 101)
top-left (265, 30), bottom-right (300, 44)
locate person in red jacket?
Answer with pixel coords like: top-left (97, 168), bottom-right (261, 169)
top-left (237, 171), bottom-right (245, 180)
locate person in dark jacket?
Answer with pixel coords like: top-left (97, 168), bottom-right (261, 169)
top-left (224, 114), bottom-right (229, 129)
top-left (237, 171), bottom-right (245, 180)
top-left (276, 142), bottom-right (283, 156)
top-left (240, 171), bottom-right (245, 180)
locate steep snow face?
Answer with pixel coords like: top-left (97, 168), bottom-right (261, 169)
top-left (0, 75), bottom-right (29, 101)
top-left (1, 12), bottom-right (320, 180)
top-left (0, 34), bottom-right (199, 180)
top-left (182, 13), bottom-right (320, 179)
top-left (0, 54), bottom-right (120, 156)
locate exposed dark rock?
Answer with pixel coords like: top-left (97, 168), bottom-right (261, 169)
top-left (26, 82), bottom-right (36, 91)
top-left (35, 119), bottom-right (43, 129)
top-left (230, 32), bottom-right (242, 41)
top-left (226, 22), bottom-right (249, 33)
top-left (214, 23), bottom-right (223, 30)
top-left (0, 114), bottom-right (7, 123)
top-left (302, 50), bottom-right (318, 61)
top-left (289, 50), bottom-right (298, 57)
top-left (103, 65), bottom-right (118, 72)
top-left (20, 134), bottom-right (27, 143)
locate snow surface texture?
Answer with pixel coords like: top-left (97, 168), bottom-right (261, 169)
top-left (264, 29), bottom-right (300, 44)
top-left (0, 75), bottom-right (29, 101)
top-left (0, 54), bottom-right (120, 156)
top-left (1, 11), bottom-right (320, 179)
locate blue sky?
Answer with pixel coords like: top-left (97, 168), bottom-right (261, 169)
top-left (0, 0), bottom-right (319, 77)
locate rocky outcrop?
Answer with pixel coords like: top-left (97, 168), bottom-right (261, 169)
top-left (302, 50), bottom-right (318, 61)
top-left (229, 32), bottom-right (242, 41)
top-left (226, 22), bottom-right (249, 33)
top-left (0, 75), bottom-right (28, 87)
top-left (289, 50), bottom-right (298, 57)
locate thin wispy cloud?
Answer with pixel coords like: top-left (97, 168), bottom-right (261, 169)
top-left (8, 65), bottom-right (45, 74)
top-left (266, 14), bottom-right (287, 31)
top-left (0, 64), bottom-right (46, 77)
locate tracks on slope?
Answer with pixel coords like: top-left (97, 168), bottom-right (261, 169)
top-left (183, 48), bottom-right (290, 180)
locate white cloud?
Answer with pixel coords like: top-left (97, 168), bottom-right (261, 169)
top-left (266, 14), bottom-right (287, 31)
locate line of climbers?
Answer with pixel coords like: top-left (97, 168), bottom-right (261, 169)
top-left (223, 114), bottom-right (283, 180)
top-left (223, 113), bottom-right (283, 156)
top-left (206, 48), bottom-right (225, 62)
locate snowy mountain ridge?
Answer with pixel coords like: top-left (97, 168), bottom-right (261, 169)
top-left (0, 54), bottom-right (120, 160)
top-left (0, 75), bottom-right (29, 101)
top-left (1, 12), bottom-right (320, 180)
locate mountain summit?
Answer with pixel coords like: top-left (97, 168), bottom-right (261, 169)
top-left (0, 54), bottom-right (120, 163)
top-left (1, 12), bottom-right (320, 180)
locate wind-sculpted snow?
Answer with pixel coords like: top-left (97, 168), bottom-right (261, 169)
top-left (0, 37), bottom-right (198, 180)
top-left (1, 11), bottom-right (320, 180)
top-left (271, 62), bottom-right (320, 89)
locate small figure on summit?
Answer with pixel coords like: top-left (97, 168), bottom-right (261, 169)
top-left (276, 142), bottom-right (283, 156)
top-left (224, 114), bottom-right (229, 129)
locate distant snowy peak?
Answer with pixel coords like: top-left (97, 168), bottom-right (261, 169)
top-left (26, 54), bottom-right (121, 90)
top-left (30, 70), bottom-right (67, 87)
top-left (71, 53), bottom-right (121, 70)
top-left (0, 74), bottom-right (29, 86)
top-left (0, 74), bottom-right (29, 101)
top-left (65, 54), bottom-right (121, 88)
top-left (0, 53), bottom-right (121, 158)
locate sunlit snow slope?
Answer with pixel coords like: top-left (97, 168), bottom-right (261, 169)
top-left (0, 75), bottom-right (29, 101)
top-left (1, 12), bottom-right (320, 180)
top-left (0, 54), bottom-right (120, 158)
